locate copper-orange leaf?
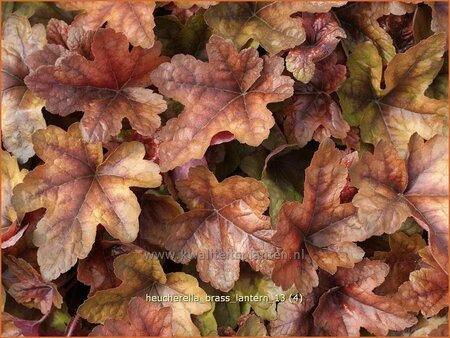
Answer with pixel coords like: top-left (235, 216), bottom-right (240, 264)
top-left (151, 35), bottom-right (294, 171)
top-left (25, 28), bottom-right (167, 143)
top-left (272, 139), bottom-right (365, 295)
top-left (12, 124), bottom-right (161, 280)
top-left (164, 166), bottom-right (277, 292)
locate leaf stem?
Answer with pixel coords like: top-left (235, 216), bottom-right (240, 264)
top-left (65, 314), bottom-right (80, 337)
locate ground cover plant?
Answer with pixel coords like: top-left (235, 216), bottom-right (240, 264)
top-left (1, 1), bottom-right (448, 336)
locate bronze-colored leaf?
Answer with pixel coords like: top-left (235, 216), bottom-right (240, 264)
top-left (163, 166), bottom-right (277, 292)
top-left (77, 241), bottom-right (120, 296)
top-left (350, 133), bottom-right (448, 272)
top-left (78, 251), bottom-right (211, 336)
top-left (90, 297), bottom-right (172, 336)
top-left (286, 13), bottom-right (346, 83)
top-left (151, 35), bottom-right (294, 171)
top-left (12, 124), bottom-right (161, 280)
top-left (43, 18), bottom-right (94, 59)
top-left (25, 28), bottom-right (168, 143)
top-left (1, 14), bottom-right (46, 162)
top-left (339, 2), bottom-right (416, 63)
top-left (272, 139), bottom-right (365, 295)
top-left (269, 293), bottom-right (316, 336)
top-left (138, 192), bottom-right (183, 250)
top-left (394, 247), bottom-right (448, 317)
top-left (338, 33), bottom-right (447, 156)
top-left (284, 53), bottom-right (349, 147)
top-left (373, 232), bottom-right (426, 295)
top-left (2, 151), bottom-right (27, 231)
top-left (204, 2), bottom-right (346, 54)
top-left (314, 259), bottom-right (417, 336)
top-left (57, 1), bottom-right (156, 48)
top-left (4, 255), bottom-right (62, 314)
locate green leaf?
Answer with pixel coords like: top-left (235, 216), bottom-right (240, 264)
top-left (262, 144), bottom-right (316, 225)
top-left (237, 315), bottom-right (267, 336)
top-left (155, 9), bottom-right (211, 57)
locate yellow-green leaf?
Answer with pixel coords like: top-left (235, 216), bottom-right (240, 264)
top-left (338, 33), bottom-right (447, 157)
top-left (204, 1), bottom-right (346, 54)
top-left (78, 251), bottom-right (211, 336)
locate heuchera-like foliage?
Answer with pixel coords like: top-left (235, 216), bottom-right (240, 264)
top-left (1, 2), bottom-right (448, 337)
top-left (338, 33), bottom-right (447, 156)
top-left (151, 35), bottom-right (294, 171)
top-left (286, 12), bottom-right (346, 83)
top-left (394, 246), bottom-right (448, 317)
top-left (4, 256), bottom-right (62, 314)
top-left (1, 14), bottom-right (47, 162)
top-left (57, 1), bottom-right (157, 48)
top-left (12, 124), bottom-right (161, 280)
top-left (78, 251), bottom-right (211, 336)
top-left (89, 297), bottom-right (173, 336)
top-left (350, 133), bottom-right (448, 272)
top-left (204, 1), bottom-right (346, 54)
top-left (163, 166), bottom-right (277, 292)
top-left (25, 28), bottom-right (168, 143)
top-left (284, 53), bottom-right (349, 147)
top-left (272, 139), bottom-right (365, 295)
top-left (313, 259), bottom-right (417, 336)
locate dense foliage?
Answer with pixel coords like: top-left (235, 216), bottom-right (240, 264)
top-left (1, 1), bottom-right (448, 336)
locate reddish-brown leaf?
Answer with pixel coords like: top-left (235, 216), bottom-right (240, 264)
top-left (25, 28), bottom-right (168, 143)
top-left (78, 250), bottom-right (210, 336)
top-left (57, 1), bottom-right (156, 48)
top-left (283, 53), bottom-right (349, 147)
top-left (373, 232), bottom-right (425, 295)
top-left (394, 246), bottom-right (448, 317)
top-left (138, 193), bottom-right (183, 250)
top-left (286, 13), bottom-right (346, 83)
top-left (314, 259), bottom-right (418, 336)
top-left (44, 18), bottom-right (94, 59)
top-left (272, 139), bottom-right (365, 295)
top-left (4, 255), bottom-right (62, 314)
top-left (77, 241), bottom-right (120, 296)
top-left (11, 124), bottom-right (161, 280)
top-left (151, 35), bottom-right (294, 171)
top-left (350, 134), bottom-right (449, 272)
top-left (90, 297), bottom-right (173, 336)
top-left (269, 293), bottom-right (316, 336)
top-left (164, 166), bottom-right (277, 292)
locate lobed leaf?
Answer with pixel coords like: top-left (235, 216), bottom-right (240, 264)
top-left (284, 53), bottom-right (349, 147)
top-left (339, 2), bottom-right (416, 63)
top-left (1, 14), bottom-right (47, 162)
top-left (25, 28), bottom-right (168, 143)
top-left (394, 247), bottom-right (448, 317)
top-left (90, 297), bottom-right (173, 336)
top-left (163, 166), bottom-right (277, 292)
top-left (272, 139), bottom-right (366, 295)
top-left (350, 133), bottom-right (448, 272)
top-left (4, 255), bottom-right (62, 314)
top-left (373, 232), bottom-right (426, 295)
top-left (286, 12), bottom-right (346, 83)
top-left (12, 124), bottom-right (161, 280)
top-left (151, 35), bottom-right (294, 171)
top-left (57, 1), bottom-right (156, 48)
top-left (78, 251), bottom-right (211, 336)
top-left (204, 1), bottom-right (346, 54)
top-left (338, 33), bottom-right (448, 156)
top-left (314, 259), bottom-right (418, 336)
